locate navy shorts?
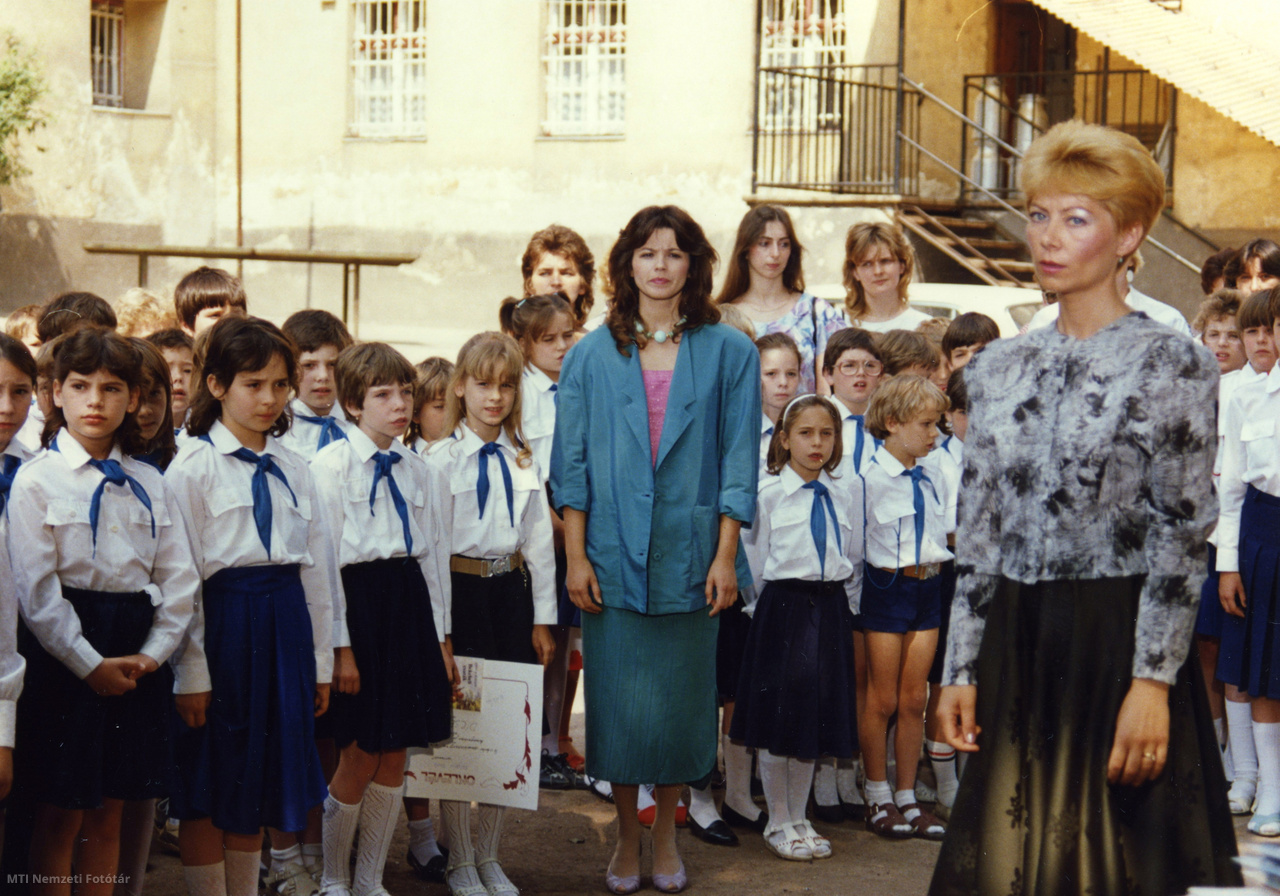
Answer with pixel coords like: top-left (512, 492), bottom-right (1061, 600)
top-left (859, 566), bottom-right (942, 634)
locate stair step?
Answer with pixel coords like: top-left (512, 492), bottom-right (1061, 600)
top-left (903, 213), bottom-right (996, 233)
top-left (974, 258), bottom-right (1036, 273)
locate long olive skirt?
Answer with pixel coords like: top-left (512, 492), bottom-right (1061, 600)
top-left (929, 576), bottom-right (1240, 896)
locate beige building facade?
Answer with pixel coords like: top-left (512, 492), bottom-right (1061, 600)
top-left (1, 0), bottom-right (1278, 339)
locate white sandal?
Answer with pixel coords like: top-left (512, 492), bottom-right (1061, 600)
top-left (476, 858), bottom-right (520, 896)
top-left (796, 820), bottom-right (832, 859)
top-left (445, 860), bottom-right (490, 896)
top-left (1229, 779), bottom-right (1257, 816)
top-left (763, 822), bottom-right (813, 861)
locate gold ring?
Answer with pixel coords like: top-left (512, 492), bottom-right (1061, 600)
top-left (1142, 752), bottom-right (1156, 761)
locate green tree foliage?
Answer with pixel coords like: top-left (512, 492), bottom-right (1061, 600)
top-left (0, 32), bottom-right (46, 186)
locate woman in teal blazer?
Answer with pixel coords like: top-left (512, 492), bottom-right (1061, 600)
top-left (551, 206), bottom-right (760, 894)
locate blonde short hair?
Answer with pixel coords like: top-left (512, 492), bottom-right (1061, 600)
top-left (115, 287), bottom-right (178, 337)
top-left (865, 374), bottom-right (948, 441)
top-left (1020, 120), bottom-right (1165, 240)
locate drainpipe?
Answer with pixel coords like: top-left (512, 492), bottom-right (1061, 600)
top-left (893, 0), bottom-right (906, 195)
top-left (235, 0), bottom-right (244, 276)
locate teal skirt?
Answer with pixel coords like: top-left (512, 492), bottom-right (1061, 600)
top-left (582, 605), bottom-right (718, 786)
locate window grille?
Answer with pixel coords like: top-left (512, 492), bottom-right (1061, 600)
top-left (350, 0), bottom-right (428, 137)
top-left (91, 0), bottom-right (124, 108)
top-left (542, 1), bottom-right (626, 136)
top-left (758, 0), bottom-right (846, 133)
top-left (760, 0), bottom-right (845, 70)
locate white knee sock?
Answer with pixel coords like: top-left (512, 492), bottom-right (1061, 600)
top-left (687, 783), bottom-right (722, 828)
top-left (812, 756), bottom-right (838, 808)
top-left (785, 757), bottom-right (815, 824)
top-left (301, 842), bottom-right (323, 876)
top-left (758, 750), bottom-right (792, 829)
top-left (441, 800), bottom-right (482, 892)
top-left (182, 862), bottom-right (226, 896)
top-left (894, 788), bottom-right (921, 823)
top-left (1214, 715), bottom-right (1233, 781)
top-left (476, 803), bottom-right (516, 892)
top-left (722, 736), bottom-right (760, 821)
top-left (269, 843), bottom-right (301, 876)
top-left (1229, 700), bottom-right (1258, 783)
top-left (223, 850), bottom-right (261, 896)
top-left (322, 793), bottom-right (363, 890)
top-left (117, 799), bottom-right (155, 896)
top-left (407, 817), bottom-right (444, 865)
top-left (353, 781), bottom-right (402, 896)
top-left (835, 757), bottom-right (860, 805)
top-left (927, 739), bottom-right (959, 808)
top-left (636, 784), bottom-right (655, 813)
top-left (1253, 720), bottom-right (1280, 817)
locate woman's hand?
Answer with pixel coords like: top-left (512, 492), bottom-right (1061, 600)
top-left (176, 691), bottom-right (212, 728)
top-left (532, 624), bottom-right (555, 667)
top-left (1220, 571), bottom-right (1246, 618)
top-left (566, 552), bottom-right (603, 614)
top-left (334, 646), bottom-right (360, 695)
top-left (704, 553), bottom-right (738, 617)
top-left (937, 685), bottom-right (981, 752)
top-left (1107, 678), bottom-right (1170, 787)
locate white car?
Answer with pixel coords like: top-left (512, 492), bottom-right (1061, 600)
top-left (811, 282), bottom-right (1044, 338)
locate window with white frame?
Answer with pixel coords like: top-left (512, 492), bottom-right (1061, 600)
top-left (91, 0), bottom-right (125, 107)
top-left (758, 0), bottom-right (846, 132)
top-left (542, 1), bottom-right (626, 137)
top-left (350, 0), bottom-right (428, 138)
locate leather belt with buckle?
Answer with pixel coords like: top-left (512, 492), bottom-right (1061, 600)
top-left (450, 552), bottom-right (525, 578)
top-left (874, 563), bottom-right (942, 580)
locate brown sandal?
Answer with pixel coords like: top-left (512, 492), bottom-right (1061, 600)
top-left (898, 802), bottom-right (947, 841)
top-left (865, 802), bottom-right (914, 839)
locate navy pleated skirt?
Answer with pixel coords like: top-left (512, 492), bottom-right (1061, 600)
top-left (329, 557), bottom-right (453, 753)
top-left (715, 598), bottom-right (752, 702)
top-left (17, 587), bottom-right (170, 810)
top-left (169, 564), bottom-right (327, 835)
top-left (729, 579), bottom-right (858, 760)
top-left (1195, 543), bottom-right (1226, 639)
top-left (1217, 486), bottom-right (1280, 697)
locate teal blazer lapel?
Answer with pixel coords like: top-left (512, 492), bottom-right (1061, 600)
top-left (655, 331), bottom-right (697, 471)
top-left (620, 347), bottom-right (652, 463)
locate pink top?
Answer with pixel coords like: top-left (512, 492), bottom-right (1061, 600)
top-left (642, 369), bottom-right (675, 466)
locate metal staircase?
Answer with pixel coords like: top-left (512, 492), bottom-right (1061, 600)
top-left (896, 204), bottom-right (1035, 287)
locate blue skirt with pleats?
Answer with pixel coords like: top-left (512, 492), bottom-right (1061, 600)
top-left (1217, 487), bottom-right (1280, 697)
top-left (169, 564), bottom-right (326, 834)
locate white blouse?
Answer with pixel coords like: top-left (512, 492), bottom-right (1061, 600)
top-left (1217, 365), bottom-right (1280, 573)
top-left (846, 306), bottom-right (931, 334)
top-left (521, 366), bottom-right (557, 484)
top-left (861, 445), bottom-right (953, 570)
top-left (164, 420), bottom-right (341, 693)
top-left (0, 544), bottom-right (23, 747)
top-left (743, 466), bottom-right (863, 614)
top-left (923, 435), bottom-right (964, 535)
top-left (312, 427), bottom-right (451, 639)
top-left (425, 424), bottom-right (557, 626)
top-left (278, 398), bottom-right (354, 462)
top-left (829, 395), bottom-right (879, 478)
top-left (7, 430), bottom-right (197, 681)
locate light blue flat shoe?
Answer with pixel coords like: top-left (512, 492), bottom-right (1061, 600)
top-left (1248, 812), bottom-right (1280, 836)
